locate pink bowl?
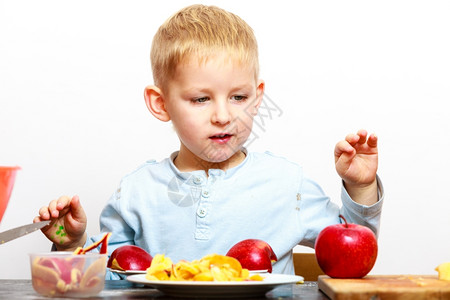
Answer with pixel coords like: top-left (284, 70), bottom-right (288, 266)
top-left (0, 166), bottom-right (20, 223)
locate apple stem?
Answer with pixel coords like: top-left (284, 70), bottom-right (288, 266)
top-left (339, 214), bottom-right (348, 228)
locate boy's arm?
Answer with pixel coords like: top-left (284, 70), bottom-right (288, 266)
top-left (344, 179), bottom-right (378, 206)
top-left (334, 129), bottom-right (379, 206)
top-left (298, 174), bottom-right (383, 247)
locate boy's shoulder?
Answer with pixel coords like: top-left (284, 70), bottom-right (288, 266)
top-left (243, 151), bottom-right (305, 187)
top-left (247, 150), bottom-right (302, 172)
top-left (249, 150), bottom-right (299, 164)
top-left (120, 157), bottom-right (171, 180)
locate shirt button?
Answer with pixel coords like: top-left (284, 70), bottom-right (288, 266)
top-left (193, 176), bottom-right (203, 185)
top-left (201, 190), bottom-right (210, 198)
top-left (197, 207), bottom-right (207, 218)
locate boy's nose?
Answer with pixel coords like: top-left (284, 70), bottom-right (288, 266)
top-left (211, 101), bottom-right (232, 125)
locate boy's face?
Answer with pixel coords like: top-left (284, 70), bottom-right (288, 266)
top-left (163, 53), bottom-right (264, 170)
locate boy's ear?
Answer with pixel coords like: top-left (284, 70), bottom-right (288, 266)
top-left (144, 85), bottom-right (170, 122)
top-left (251, 80), bottom-right (265, 116)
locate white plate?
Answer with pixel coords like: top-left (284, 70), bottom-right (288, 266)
top-left (111, 269), bottom-right (268, 276)
top-left (249, 269), bottom-right (269, 274)
top-left (109, 268), bottom-right (146, 275)
top-left (127, 273), bottom-right (304, 298)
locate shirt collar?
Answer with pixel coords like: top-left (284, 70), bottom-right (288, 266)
top-left (168, 148), bottom-right (249, 182)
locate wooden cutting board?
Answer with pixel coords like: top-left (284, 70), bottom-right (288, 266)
top-left (318, 275), bottom-right (450, 300)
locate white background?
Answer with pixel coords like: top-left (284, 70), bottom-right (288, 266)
top-left (1, 0), bottom-right (449, 279)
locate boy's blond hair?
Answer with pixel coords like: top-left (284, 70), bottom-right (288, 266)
top-left (151, 5), bottom-right (259, 91)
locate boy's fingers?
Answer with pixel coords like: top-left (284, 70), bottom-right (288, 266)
top-left (56, 196), bottom-right (71, 210)
top-left (356, 129), bottom-right (368, 144)
top-left (47, 200), bottom-right (60, 218)
top-left (44, 196), bottom-right (70, 218)
top-left (38, 206), bottom-right (51, 219)
top-left (51, 196), bottom-right (72, 217)
top-left (69, 195), bottom-right (86, 222)
top-left (335, 141), bottom-right (355, 160)
top-left (367, 133), bottom-right (378, 148)
top-left (345, 133), bottom-right (360, 146)
top-left (346, 130), bottom-right (375, 147)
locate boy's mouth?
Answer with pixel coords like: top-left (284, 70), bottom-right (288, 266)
top-left (209, 133), bottom-right (232, 144)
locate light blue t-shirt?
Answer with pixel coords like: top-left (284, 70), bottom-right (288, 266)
top-left (89, 150), bottom-right (384, 279)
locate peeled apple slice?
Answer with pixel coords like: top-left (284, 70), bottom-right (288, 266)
top-left (107, 245), bottom-right (153, 271)
top-left (435, 262), bottom-right (450, 280)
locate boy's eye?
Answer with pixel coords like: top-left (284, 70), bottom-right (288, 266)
top-left (192, 97), bottom-right (209, 103)
top-left (232, 95), bottom-right (247, 101)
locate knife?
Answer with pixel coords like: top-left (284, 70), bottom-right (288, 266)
top-left (0, 220), bottom-right (50, 245)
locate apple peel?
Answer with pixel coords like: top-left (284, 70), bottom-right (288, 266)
top-left (31, 253), bottom-right (106, 297)
top-left (31, 232), bottom-right (110, 297)
top-left (73, 232), bottom-right (111, 255)
top-left (32, 257), bottom-right (94, 295)
top-left (80, 255), bottom-right (107, 288)
top-left (31, 261), bottom-right (61, 285)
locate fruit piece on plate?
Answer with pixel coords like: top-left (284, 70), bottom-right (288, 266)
top-left (314, 215), bottom-right (378, 278)
top-left (226, 239), bottom-right (278, 273)
top-left (436, 262), bottom-right (450, 280)
top-left (146, 254), bottom-right (173, 280)
top-left (146, 253), bottom-right (263, 282)
top-left (107, 245), bottom-right (153, 271)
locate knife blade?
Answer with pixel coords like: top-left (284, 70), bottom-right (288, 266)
top-left (0, 220), bottom-right (50, 245)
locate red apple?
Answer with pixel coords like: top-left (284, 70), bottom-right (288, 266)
top-left (315, 215), bottom-right (378, 278)
top-left (107, 245), bottom-right (152, 271)
top-left (226, 239), bottom-right (278, 273)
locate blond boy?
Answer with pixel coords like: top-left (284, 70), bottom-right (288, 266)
top-left (35, 5), bottom-right (383, 278)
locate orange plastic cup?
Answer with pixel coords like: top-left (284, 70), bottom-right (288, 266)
top-left (0, 166), bottom-right (20, 223)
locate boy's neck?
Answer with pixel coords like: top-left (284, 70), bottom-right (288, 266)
top-left (173, 146), bottom-right (246, 173)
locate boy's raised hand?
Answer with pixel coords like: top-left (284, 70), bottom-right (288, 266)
top-left (334, 129), bottom-right (378, 205)
top-left (33, 195), bottom-right (87, 251)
